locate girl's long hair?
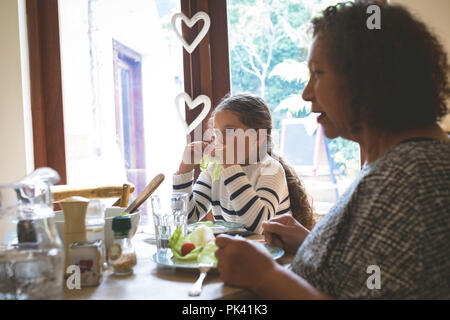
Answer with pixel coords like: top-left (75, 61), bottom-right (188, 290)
top-left (212, 93), bottom-right (315, 230)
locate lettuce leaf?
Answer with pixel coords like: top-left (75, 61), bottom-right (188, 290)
top-left (189, 225), bottom-right (215, 247)
top-left (199, 155), bottom-right (210, 172)
top-left (200, 155), bottom-right (222, 181)
top-left (211, 162), bottom-right (222, 181)
top-left (168, 225), bottom-right (186, 254)
top-left (172, 245), bottom-right (204, 260)
top-left (197, 241), bottom-right (218, 267)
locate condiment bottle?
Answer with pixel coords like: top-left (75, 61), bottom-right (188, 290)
top-left (61, 196), bottom-right (103, 286)
top-left (108, 216), bottom-right (137, 276)
top-left (60, 196), bottom-right (89, 273)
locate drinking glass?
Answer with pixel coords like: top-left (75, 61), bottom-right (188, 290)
top-left (150, 192), bottom-right (189, 253)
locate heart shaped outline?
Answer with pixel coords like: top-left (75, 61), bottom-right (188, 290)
top-left (171, 11), bottom-right (211, 54)
top-left (175, 92), bottom-right (211, 134)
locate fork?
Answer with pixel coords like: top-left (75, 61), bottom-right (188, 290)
top-left (188, 263), bottom-right (212, 297)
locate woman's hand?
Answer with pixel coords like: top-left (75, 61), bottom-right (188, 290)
top-left (262, 214), bottom-right (310, 254)
top-left (215, 233), bottom-right (332, 300)
top-left (215, 234), bottom-right (277, 291)
top-left (178, 141), bottom-right (209, 174)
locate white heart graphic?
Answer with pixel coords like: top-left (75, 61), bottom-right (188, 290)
top-left (175, 93), bottom-right (211, 134)
top-left (171, 11), bottom-right (211, 54)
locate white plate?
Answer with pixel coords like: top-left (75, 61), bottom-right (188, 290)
top-left (152, 244), bottom-right (284, 270)
top-left (187, 221), bottom-right (245, 234)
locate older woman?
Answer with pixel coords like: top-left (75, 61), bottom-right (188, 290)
top-left (215, 2), bottom-right (450, 299)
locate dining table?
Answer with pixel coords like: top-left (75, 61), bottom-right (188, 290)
top-left (62, 226), bottom-right (294, 300)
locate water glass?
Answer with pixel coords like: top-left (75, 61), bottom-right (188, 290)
top-left (150, 193), bottom-right (189, 252)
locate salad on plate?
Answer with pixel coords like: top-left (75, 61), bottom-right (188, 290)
top-left (163, 224), bottom-right (284, 269)
top-left (169, 225), bottom-right (219, 267)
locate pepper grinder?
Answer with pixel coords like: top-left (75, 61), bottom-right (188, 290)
top-left (60, 196), bottom-right (89, 275)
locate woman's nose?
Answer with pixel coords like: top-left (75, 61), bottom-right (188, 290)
top-left (302, 78), bottom-right (314, 102)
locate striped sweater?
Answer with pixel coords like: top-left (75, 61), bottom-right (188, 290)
top-left (172, 155), bottom-right (291, 234)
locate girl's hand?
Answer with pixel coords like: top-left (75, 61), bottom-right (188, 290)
top-left (215, 235), bottom-right (277, 291)
top-left (178, 141), bottom-right (209, 174)
top-left (262, 214), bottom-right (310, 254)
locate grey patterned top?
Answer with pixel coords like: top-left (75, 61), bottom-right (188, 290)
top-left (291, 139), bottom-right (450, 300)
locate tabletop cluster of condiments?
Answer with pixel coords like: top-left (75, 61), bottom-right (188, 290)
top-left (61, 197), bottom-right (136, 287)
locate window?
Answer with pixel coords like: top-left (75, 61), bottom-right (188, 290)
top-left (227, 0), bottom-right (360, 215)
top-left (58, 0), bottom-right (186, 223)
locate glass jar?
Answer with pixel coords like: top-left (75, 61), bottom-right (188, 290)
top-left (85, 199), bottom-right (106, 269)
top-left (0, 168), bottom-right (64, 300)
top-left (85, 199), bottom-right (105, 242)
top-left (108, 216), bottom-right (136, 276)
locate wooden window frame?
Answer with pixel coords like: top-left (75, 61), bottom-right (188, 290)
top-left (27, 0), bottom-right (67, 184)
top-left (27, 0), bottom-right (230, 184)
top-left (181, 0), bottom-right (231, 178)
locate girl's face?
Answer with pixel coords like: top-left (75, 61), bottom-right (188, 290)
top-left (212, 110), bottom-right (262, 165)
top-left (213, 109), bottom-right (249, 140)
top-left (302, 36), bottom-right (353, 140)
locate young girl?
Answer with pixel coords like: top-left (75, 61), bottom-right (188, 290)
top-left (173, 93), bottom-right (314, 234)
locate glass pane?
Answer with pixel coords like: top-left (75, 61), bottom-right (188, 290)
top-left (59, 0), bottom-right (185, 224)
top-left (227, 0), bottom-right (360, 217)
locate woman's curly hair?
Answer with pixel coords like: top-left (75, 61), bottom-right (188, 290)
top-left (311, 2), bottom-right (450, 132)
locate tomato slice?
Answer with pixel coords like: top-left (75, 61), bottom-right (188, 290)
top-left (181, 242), bottom-right (196, 256)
